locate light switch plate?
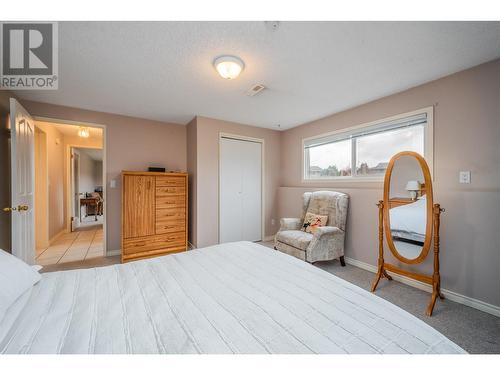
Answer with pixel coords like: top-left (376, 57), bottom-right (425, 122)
top-left (459, 171), bottom-right (471, 184)
top-left (110, 179), bottom-right (116, 188)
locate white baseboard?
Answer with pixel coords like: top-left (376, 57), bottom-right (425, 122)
top-left (345, 257), bottom-right (500, 318)
top-left (106, 249), bottom-right (121, 256)
top-left (263, 235), bottom-right (275, 242)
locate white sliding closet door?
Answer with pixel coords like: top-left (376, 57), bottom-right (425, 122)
top-left (219, 137), bottom-right (262, 243)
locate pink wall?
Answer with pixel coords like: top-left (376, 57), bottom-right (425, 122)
top-left (279, 59), bottom-right (500, 307)
top-left (189, 116), bottom-right (281, 248)
top-left (21, 100), bottom-right (187, 253)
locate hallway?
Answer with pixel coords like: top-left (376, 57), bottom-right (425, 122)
top-left (36, 226), bottom-right (104, 266)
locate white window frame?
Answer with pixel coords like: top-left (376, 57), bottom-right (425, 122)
top-left (302, 106), bottom-right (434, 183)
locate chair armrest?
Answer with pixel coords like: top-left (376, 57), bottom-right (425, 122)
top-left (306, 226), bottom-right (346, 263)
top-left (279, 218), bottom-right (303, 231)
top-left (312, 226), bottom-right (343, 238)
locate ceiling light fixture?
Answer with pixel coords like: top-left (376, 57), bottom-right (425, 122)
top-left (213, 55), bottom-right (245, 80)
top-left (78, 126), bottom-right (90, 138)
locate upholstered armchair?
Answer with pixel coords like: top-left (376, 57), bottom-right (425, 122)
top-left (274, 191), bottom-right (349, 265)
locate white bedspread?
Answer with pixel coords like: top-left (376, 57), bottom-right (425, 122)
top-left (0, 242), bottom-right (465, 354)
top-left (389, 197), bottom-right (427, 241)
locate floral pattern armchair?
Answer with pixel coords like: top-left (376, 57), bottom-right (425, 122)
top-left (274, 191), bottom-right (349, 264)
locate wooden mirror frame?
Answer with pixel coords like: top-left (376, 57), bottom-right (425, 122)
top-left (383, 151), bottom-right (433, 264)
top-left (372, 151), bottom-right (444, 316)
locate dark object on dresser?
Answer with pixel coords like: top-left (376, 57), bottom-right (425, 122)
top-left (148, 167), bottom-right (166, 172)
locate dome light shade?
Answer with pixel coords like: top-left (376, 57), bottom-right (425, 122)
top-left (78, 126), bottom-right (90, 138)
top-left (213, 55), bottom-right (244, 79)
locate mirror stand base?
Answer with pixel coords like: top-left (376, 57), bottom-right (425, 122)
top-left (371, 265), bottom-right (392, 292)
top-left (372, 261), bottom-right (443, 316)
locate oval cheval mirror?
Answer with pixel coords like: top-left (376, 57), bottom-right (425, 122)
top-left (371, 151), bottom-right (445, 316)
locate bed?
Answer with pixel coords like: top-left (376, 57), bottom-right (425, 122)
top-left (0, 242), bottom-right (465, 354)
top-left (389, 197), bottom-right (427, 245)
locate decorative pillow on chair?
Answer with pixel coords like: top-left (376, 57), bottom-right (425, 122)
top-left (302, 212), bottom-right (328, 234)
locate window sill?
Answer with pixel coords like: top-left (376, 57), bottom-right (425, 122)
top-left (302, 177), bottom-right (384, 183)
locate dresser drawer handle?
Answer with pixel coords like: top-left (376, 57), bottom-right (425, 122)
top-left (159, 188), bottom-right (177, 192)
top-left (160, 213), bottom-right (176, 217)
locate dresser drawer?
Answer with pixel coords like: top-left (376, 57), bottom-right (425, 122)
top-left (156, 220), bottom-right (186, 234)
top-left (156, 195), bottom-right (186, 209)
top-left (156, 176), bottom-right (186, 187)
top-left (156, 208), bottom-right (186, 221)
top-left (123, 232), bottom-right (186, 255)
top-left (156, 186), bottom-right (185, 196)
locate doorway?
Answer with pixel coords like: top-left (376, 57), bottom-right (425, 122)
top-left (70, 147), bottom-right (104, 231)
top-left (219, 134), bottom-right (264, 243)
top-left (33, 119), bottom-right (106, 266)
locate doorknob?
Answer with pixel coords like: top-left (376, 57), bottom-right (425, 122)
top-left (2, 205), bottom-right (28, 212)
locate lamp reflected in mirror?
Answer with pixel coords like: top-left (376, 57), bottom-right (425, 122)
top-left (405, 180), bottom-right (421, 200)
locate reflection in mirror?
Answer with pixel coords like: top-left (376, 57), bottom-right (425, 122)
top-left (388, 155), bottom-right (426, 260)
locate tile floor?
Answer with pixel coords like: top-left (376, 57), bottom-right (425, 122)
top-left (79, 214), bottom-right (104, 228)
top-left (36, 226), bottom-right (104, 266)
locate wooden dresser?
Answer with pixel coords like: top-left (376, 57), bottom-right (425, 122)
top-left (121, 171), bottom-right (188, 262)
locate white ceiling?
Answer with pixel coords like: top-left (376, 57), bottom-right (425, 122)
top-left (45, 121), bottom-right (103, 139)
top-left (18, 21), bottom-right (500, 130)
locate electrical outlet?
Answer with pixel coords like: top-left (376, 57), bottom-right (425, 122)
top-left (459, 171), bottom-right (471, 184)
top-left (271, 219), bottom-right (276, 226)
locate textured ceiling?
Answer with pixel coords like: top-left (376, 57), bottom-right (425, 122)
top-left (18, 21), bottom-right (500, 129)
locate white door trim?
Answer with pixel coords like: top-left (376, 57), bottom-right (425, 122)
top-left (34, 126), bottom-right (50, 249)
top-left (218, 132), bottom-right (265, 243)
top-left (70, 147), bottom-right (81, 231)
top-left (32, 116), bottom-right (108, 257)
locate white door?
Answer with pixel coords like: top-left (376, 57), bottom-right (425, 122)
top-left (9, 99), bottom-right (35, 264)
top-left (219, 137), bottom-right (262, 243)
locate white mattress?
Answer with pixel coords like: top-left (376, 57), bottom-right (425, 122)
top-left (389, 197), bottom-right (427, 242)
top-left (0, 242), bottom-right (465, 354)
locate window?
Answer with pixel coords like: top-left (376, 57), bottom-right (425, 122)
top-left (303, 108), bottom-right (432, 181)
